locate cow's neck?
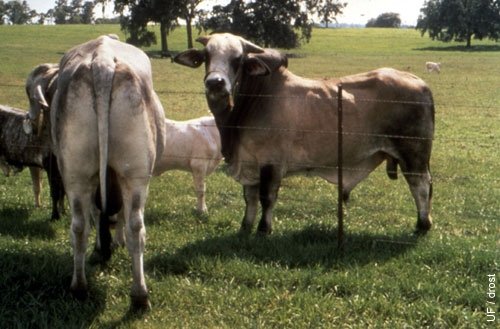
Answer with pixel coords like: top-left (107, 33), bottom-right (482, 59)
top-left (207, 99), bottom-right (234, 163)
top-left (208, 74), bottom-right (271, 164)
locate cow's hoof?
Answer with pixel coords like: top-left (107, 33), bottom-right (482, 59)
top-left (89, 247), bottom-right (112, 265)
top-left (239, 224), bottom-right (253, 235)
top-left (256, 228), bottom-right (272, 236)
top-left (415, 218), bottom-right (432, 235)
top-left (70, 285), bottom-right (88, 301)
top-left (131, 294), bottom-right (151, 313)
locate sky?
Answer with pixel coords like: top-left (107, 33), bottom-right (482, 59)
top-left (24, 0), bottom-right (426, 26)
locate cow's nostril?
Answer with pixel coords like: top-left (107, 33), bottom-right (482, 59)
top-left (205, 77), bottom-right (225, 91)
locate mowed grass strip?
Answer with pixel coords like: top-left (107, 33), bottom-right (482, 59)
top-left (0, 25), bottom-right (498, 328)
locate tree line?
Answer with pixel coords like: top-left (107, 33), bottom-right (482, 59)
top-left (0, 0), bottom-right (498, 50)
top-left (0, 0), bottom-right (97, 25)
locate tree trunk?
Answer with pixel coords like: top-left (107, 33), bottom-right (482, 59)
top-left (466, 33), bottom-right (472, 48)
top-left (160, 21), bottom-right (169, 57)
top-left (186, 15), bottom-right (193, 48)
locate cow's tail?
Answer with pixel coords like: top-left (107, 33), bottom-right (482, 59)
top-left (92, 47), bottom-right (116, 261)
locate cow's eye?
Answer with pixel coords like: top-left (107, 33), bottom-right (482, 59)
top-left (231, 56), bottom-right (242, 72)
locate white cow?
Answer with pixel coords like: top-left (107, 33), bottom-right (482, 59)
top-left (25, 36), bottom-right (166, 310)
top-left (425, 62), bottom-right (441, 73)
top-left (153, 116), bottom-right (222, 213)
top-left (111, 116), bottom-right (221, 250)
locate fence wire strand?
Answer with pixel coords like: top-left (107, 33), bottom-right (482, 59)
top-left (1, 84), bottom-right (498, 241)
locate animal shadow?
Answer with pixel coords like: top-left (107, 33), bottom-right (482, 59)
top-left (0, 207), bottom-right (56, 239)
top-left (0, 248), bottom-right (106, 328)
top-left (147, 224), bottom-right (420, 277)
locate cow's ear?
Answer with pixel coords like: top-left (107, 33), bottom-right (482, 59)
top-left (244, 56), bottom-right (271, 76)
top-left (173, 49), bottom-right (205, 68)
top-left (196, 35), bottom-right (210, 46)
top-left (239, 38), bottom-right (264, 54)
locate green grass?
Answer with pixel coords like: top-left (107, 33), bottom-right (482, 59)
top-left (0, 25), bottom-right (498, 328)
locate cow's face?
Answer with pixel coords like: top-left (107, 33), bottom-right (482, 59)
top-left (174, 33), bottom-right (270, 112)
top-left (25, 63), bottom-right (59, 135)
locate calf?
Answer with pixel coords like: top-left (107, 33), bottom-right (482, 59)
top-left (426, 62), bottom-right (441, 73)
top-left (0, 105), bottom-right (64, 219)
top-left (153, 116), bottom-right (222, 213)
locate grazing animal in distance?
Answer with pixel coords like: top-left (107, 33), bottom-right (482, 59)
top-left (174, 33), bottom-right (434, 235)
top-left (425, 62), bottom-right (441, 74)
top-left (24, 35), bottom-right (166, 310)
top-left (153, 116), bottom-right (222, 214)
top-left (0, 104), bottom-right (64, 219)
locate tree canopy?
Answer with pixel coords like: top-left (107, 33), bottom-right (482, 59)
top-left (0, 0), bottom-right (346, 50)
top-left (1, 0), bottom-right (35, 24)
top-left (416, 0), bottom-right (500, 47)
top-left (366, 12), bottom-right (401, 28)
top-left (200, 0), bottom-right (345, 49)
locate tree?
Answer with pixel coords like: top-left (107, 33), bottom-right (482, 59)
top-left (115, 0), bottom-right (157, 47)
top-left (115, 0), bottom-right (183, 55)
top-left (181, 0), bottom-right (203, 48)
top-left (68, 0), bottom-right (83, 23)
top-left (199, 0), bottom-right (250, 36)
top-left (0, 1), bottom-right (6, 24)
top-left (81, 1), bottom-right (95, 23)
top-left (417, 0), bottom-right (500, 48)
top-left (313, 0), bottom-right (345, 28)
top-left (248, 0), bottom-right (312, 48)
top-left (51, 0), bottom-right (94, 24)
top-left (201, 0), bottom-right (345, 48)
top-left (366, 12), bottom-right (401, 28)
top-left (54, 0), bottom-right (71, 24)
top-left (5, 0), bottom-right (34, 24)
top-left (94, 0), bottom-right (111, 18)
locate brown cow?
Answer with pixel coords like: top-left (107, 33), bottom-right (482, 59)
top-left (174, 33), bottom-right (434, 235)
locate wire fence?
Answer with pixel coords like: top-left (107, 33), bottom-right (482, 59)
top-left (1, 84), bottom-right (498, 247)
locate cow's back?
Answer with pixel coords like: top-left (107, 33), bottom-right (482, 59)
top-left (155, 116), bottom-right (220, 173)
top-left (52, 36), bottom-right (165, 174)
top-left (339, 68), bottom-right (434, 156)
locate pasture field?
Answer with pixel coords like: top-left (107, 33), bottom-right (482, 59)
top-left (0, 25), bottom-right (498, 328)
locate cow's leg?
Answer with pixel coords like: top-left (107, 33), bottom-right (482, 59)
top-left (29, 167), bottom-right (42, 208)
top-left (67, 188), bottom-right (93, 300)
top-left (192, 168), bottom-right (208, 213)
top-left (257, 165), bottom-right (281, 235)
top-left (44, 154), bottom-right (66, 220)
top-left (400, 160), bottom-right (433, 233)
top-left (122, 178), bottom-right (150, 311)
top-left (404, 171), bottom-right (433, 233)
top-left (113, 210), bottom-right (126, 248)
top-left (241, 184), bottom-right (259, 233)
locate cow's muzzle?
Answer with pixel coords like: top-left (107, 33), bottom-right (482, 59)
top-left (204, 71), bottom-right (230, 97)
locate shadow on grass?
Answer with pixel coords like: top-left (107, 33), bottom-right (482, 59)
top-left (414, 44), bottom-right (500, 52)
top-left (147, 224), bottom-right (421, 276)
top-left (0, 248), bottom-right (106, 328)
top-left (0, 207), bottom-right (56, 239)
